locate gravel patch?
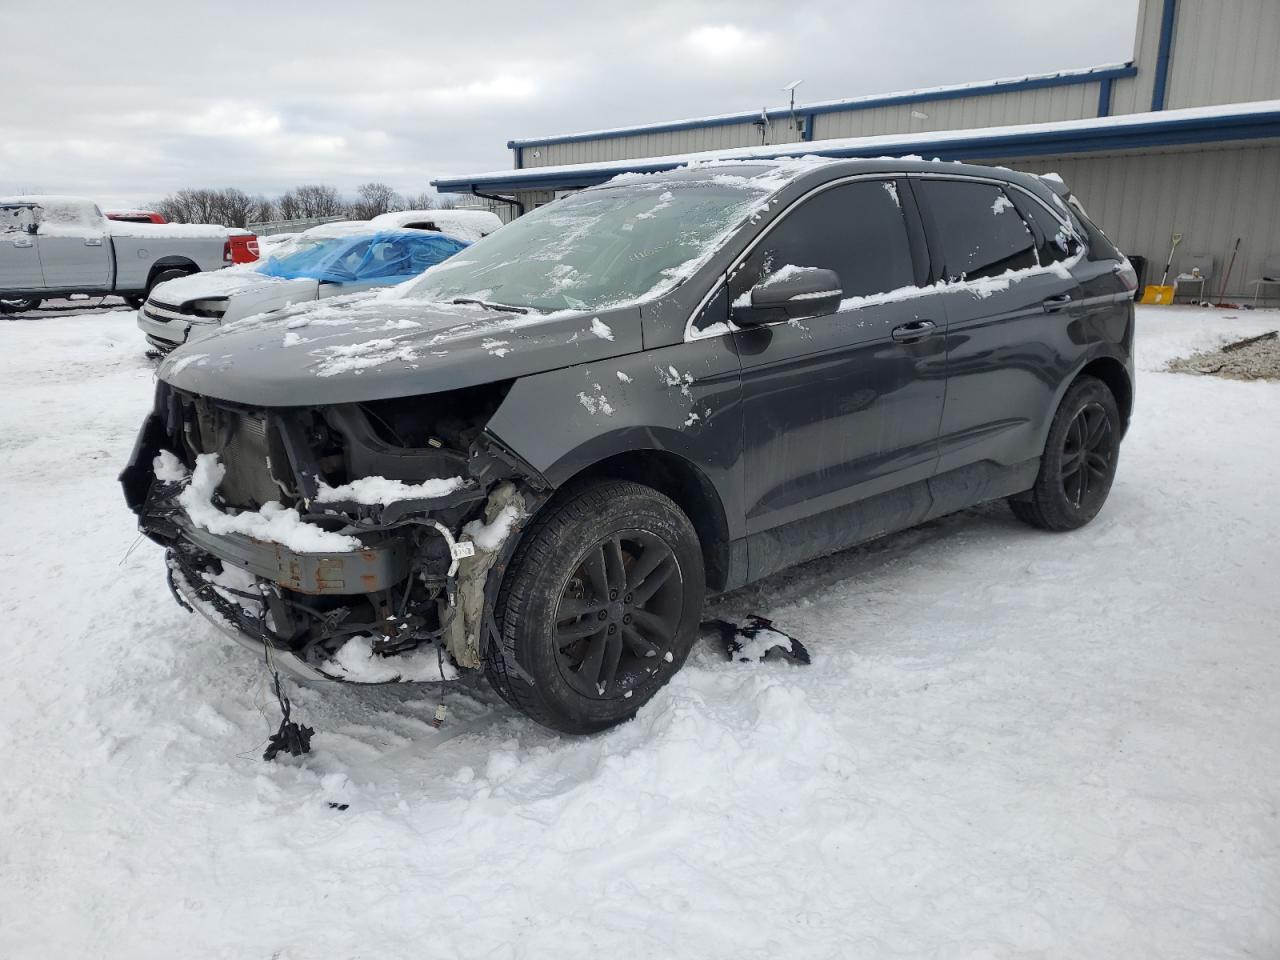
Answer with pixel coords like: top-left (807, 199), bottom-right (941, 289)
top-left (1167, 330), bottom-right (1280, 381)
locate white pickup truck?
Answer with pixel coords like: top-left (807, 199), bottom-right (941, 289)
top-left (0, 195), bottom-right (232, 313)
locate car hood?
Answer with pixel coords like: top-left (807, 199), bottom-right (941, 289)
top-left (156, 292), bottom-right (644, 407)
top-left (151, 267), bottom-right (314, 304)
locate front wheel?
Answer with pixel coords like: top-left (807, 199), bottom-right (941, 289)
top-left (485, 479), bottom-right (705, 734)
top-left (1009, 375), bottom-right (1122, 531)
top-left (0, 297), bottom-right (41, 314)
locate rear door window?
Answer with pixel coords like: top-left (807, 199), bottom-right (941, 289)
top-left (730, 179), bottom-right (916, 307)
top-left (916, 179), bottom-right (1038, 282)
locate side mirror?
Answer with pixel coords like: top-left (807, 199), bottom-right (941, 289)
top-left (732, 266), bottom-right (843, 326)
top-left (26, 222), bottom-right (38, 235)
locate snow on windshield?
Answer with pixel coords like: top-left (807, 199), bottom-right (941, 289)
top-left (389, 165), bottom-right (799, 312)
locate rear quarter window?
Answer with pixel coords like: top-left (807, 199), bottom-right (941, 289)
top-left (916, 179), bottom-right (1038, 282)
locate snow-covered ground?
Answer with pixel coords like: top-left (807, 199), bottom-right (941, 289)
top-left (2, 306), bottom-right (1278, 959)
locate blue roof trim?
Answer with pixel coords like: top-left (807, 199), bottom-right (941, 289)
top-left (1151, 0), bottom-right (1178, 110)
top-left (437, 107), bottom-right (1280, 195)
top-left (1097, 77), bottom-right (1114, 118)
top-left (505, 64), bottom-right (1137, 150)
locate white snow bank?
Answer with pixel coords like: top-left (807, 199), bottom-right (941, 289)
top-left (315, 475), bottom-right (464, 505)
top-left (178, 453), bottom-right (359, 553)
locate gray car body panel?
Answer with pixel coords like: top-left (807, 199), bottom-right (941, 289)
top-left (158, 292), bottom-right (645, 406)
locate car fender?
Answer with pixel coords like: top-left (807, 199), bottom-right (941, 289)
top-left (485, 332), bottom-right (746, 541)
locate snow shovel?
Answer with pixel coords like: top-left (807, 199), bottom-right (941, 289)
top-left (1140, 233), bottom-right (1183, 305)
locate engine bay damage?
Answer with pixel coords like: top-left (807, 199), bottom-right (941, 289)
top-left (121, 380), bottom-right (548, 683)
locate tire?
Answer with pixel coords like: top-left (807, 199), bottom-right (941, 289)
top-left (146, 268), bottom-right (189, 299)
top-left (124, 295), bottom-right (145, 309)
top-left (1009, 375), bottom-right (1122, 531)
top-left (0, 297), bottom-right (41, 314)
top-left (485, 479), bottom-right (706, 734)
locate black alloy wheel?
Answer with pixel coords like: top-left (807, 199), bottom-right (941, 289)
top-left (553, 530), bottom-right (683, 699)
top-left (485, 478), bottom-right (705, 734)
top-left (1009, 375), bottom-right (1122, 531)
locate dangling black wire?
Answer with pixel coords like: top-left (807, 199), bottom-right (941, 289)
top-left (258, 595), bottom-right (313, 762)
top-left (263, 669), bottom-right (314, 762)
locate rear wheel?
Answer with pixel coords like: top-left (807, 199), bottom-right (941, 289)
top-left (1009, 375), bottom-right (1121, 531)
top-left (124, 295), bottom-right (145, 309)
top-left (145, 267), bottom-right (190, 301)
top-left (485, 479), bottom-right (705, 734)
top-left (0, 297), bottom-right (41, 314)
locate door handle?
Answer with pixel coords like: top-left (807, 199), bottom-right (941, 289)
top-left (13, 238), bottom-right (33, 248)
top-left (890, 319), bottom-right (937, 343)
top-left (84, 237), bottom-right (104, 247)
top-left (1042, 293), bottom-right (1073, 313)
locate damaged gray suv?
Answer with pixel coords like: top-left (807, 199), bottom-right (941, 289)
top-left (122, 157), bottom-right (1136, 734)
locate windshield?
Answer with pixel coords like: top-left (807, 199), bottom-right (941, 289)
top-left (398, 177), bottom-right (780, 311)
top-left (257, 231), bottom-right (467, 284)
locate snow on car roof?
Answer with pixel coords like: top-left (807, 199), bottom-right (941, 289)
top-left (369, 209), bottom-right (503, 243)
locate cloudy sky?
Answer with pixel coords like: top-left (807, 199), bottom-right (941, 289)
top-left (1, 0), bottom-right (1139, 208)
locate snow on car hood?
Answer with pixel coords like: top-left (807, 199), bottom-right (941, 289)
top-left (156, 291), bottom-right (643, 406)
top-left (150, 266), bottom-right (316, 304)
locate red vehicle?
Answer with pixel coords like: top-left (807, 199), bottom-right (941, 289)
top-left (105, 210), bottom-right (167, 224)
top-left (224, 228), bottom-right (260, 264)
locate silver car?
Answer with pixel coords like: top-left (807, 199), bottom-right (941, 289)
top-left (136, 209), bottom-right (501, 352)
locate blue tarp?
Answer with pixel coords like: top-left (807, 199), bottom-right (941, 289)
top-left (258, 230), bottom-right (469, 284)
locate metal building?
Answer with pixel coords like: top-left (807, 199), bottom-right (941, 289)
top-left (435, 0), bottom-right (1280, 302)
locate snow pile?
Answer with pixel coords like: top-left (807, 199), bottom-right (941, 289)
top-left (315, 475), bottom-right (465, 505)
top-left (153, 449), bottom-right (188, 482)
top-left (589, 317), bottom-right (614, 340)
top-left (177, 453), bottom-right (360, 553)
top-left (369, 209), bottom-right (502, 244)
top-left (461, 499), bottom-right (525, 553)
top-left (320, 635), bottom-right (459, 682)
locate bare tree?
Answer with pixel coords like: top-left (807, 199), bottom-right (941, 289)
top-left (348, 181), bottom-right (402, 220)
top-left (403, 191), bottom-right (439, 210)
top-left (249, 194), bottom-right (276, 225)
top-left (403, 191), bottom-right (459, 210)
top-left (291, 183), bottom-right (345, 219)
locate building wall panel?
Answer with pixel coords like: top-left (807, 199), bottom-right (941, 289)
top-left (1010, 144), bottom-right (1280, 301)
top-left (1167, 0), bottom-right (1280, 108)
top-left (810, 82), bottom-right (1101, 142)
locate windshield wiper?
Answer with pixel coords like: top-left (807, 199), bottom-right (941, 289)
top-left (451, 297), bottom-right (528, 315)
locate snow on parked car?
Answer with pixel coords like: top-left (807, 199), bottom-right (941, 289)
top-left (136, 209), bottom-right (502, 352)
top-left (0, 195), bottom-right (236, 314)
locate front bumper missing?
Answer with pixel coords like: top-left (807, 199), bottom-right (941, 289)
top-left (170, 567), bottom-right (331, 682)
top-left (172, 511), bottom-right (411, 595)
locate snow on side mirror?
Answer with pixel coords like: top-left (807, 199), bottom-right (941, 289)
top-left (733, 266), bottom-right (843, 326)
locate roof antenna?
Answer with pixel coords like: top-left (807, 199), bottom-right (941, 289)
top-left (753, 105), bottom-right (771, 145)
top-left (783, 79), bottom-right (804, 140)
